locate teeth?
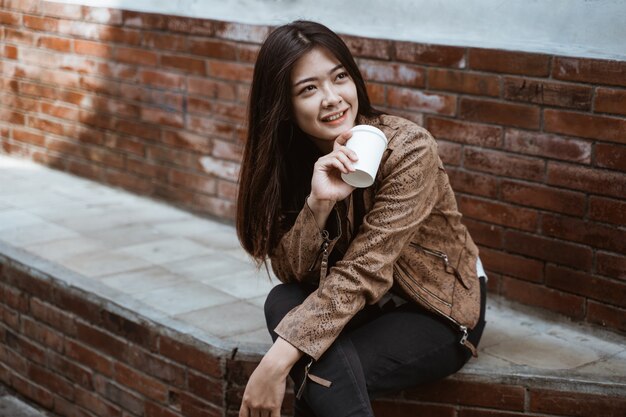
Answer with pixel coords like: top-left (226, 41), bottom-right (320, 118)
top-left (324, 111), bottom-right (344, 122)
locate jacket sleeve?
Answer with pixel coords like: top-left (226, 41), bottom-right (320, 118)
top-left (274, 128), bottom-right (442, 360)
top-left (269, 199), bottom-right (342, 284)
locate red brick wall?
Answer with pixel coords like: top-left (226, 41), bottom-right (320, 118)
top-left (1, 1), bottom-right (625, 331)
top-left (3, 257), bottom-right (626, 417)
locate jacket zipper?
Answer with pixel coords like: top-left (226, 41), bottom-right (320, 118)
top-left (396, 260), bottom-right (451, 307)
top-left (409, 242), bottom-right (470, 289)
top-left (393, 263), bottom-right (478, 357)
top-left (308, 230), bottom-right (331, 282)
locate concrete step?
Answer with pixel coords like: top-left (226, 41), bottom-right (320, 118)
top-left (1, 154), bottom-right (625, 416)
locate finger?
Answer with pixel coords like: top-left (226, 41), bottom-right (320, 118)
top-left (334, 151), bottom-right (356, 172)
top-left (239, 403), bottom-right (249, 417)
top-left (333, 130), bottom-right (353, 147)
top-left (270, 407), bottom-right (281, 417)
top-left (338, 146), bottom-right (359, 162)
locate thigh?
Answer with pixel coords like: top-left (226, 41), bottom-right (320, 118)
top-left (347, 303), bottom-right (471, 398)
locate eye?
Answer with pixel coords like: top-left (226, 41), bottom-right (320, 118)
top-left (299, 85), bottom-right (316, 95)
top-left (336, 72), bottom-right (349, 80)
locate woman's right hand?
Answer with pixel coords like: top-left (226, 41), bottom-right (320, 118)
top-left (310, 131), bottom-right (358, 203)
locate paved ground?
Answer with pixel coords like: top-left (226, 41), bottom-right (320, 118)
top-left (1, 154), bottom-right (625, 392)
top-left (0, 389), bottom-right (45, 417)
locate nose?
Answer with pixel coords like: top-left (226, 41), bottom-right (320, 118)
top-left (321, 85), bottom-right (342, 108)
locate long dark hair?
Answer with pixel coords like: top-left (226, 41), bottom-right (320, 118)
top-left (236, 20), bottom-right (380, 266)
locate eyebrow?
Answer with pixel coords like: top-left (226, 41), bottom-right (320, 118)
top-left (293, 64), bottom-right (344, 87)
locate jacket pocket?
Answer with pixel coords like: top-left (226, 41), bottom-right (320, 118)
top-left (409, 242), bottom-right (471, 289)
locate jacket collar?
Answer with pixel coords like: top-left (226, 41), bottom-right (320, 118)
top-left (357, 113), bottom-right (400, 151)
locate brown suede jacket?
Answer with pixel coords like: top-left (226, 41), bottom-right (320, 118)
top-left (270, 114), bottom-right (481, 361)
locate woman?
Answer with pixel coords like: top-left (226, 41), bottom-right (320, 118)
top-left (236, 20), bottom-right (487, 417)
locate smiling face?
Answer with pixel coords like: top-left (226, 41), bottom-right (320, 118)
top-left (290, 46), bottom-right (359, 153)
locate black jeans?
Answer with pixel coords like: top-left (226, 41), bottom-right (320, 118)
top-left (264, 276), bottom-right (487, 417)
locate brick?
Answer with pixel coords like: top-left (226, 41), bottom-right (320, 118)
top-left (162, 54), bottom-right (206, 75)
top-left (463, 218), bottom-right (503, 248)
top-left (2, 43), bottom-right (18, 60)
top-left (187, 98), bottom-right (246, 123)
top-left (469, 48), bottom-right (550, 76)
top-left (3, 285), bottom-right (29, 312)
top-left (22, 316), bottom-right (64, 353)
top-left (75, 386), bottom-right (122, 417)
top-left (594, 87), bottom-right (626, 116)
top-left (501, 180), bottom-right (586, 216)
top-left (114, 362), bottom-right (169, 402)
top-left (372, 401), bottom-right (455, 417)
top-left (464, 148), bottom-right (544, 181)
top-left (459, 97), bottom-right (540, 129)
top-left (159, 334), bottom-right (223, 378)
top-left (458, 195), bottom-right (538, 231)
top-left (596, 252), bottom-right (626, 282)
top-left (141, 107), bottom-right (184, 128)
top-left (147, 145), bottom-right (199, 169)
top-left (543, 214), bottom-right (626, 254)
top-left (504, 230), bottom-right (593, 270)
top-left (342, 35), bottom-right (392, 60)
top-left (104, 170), bottom-right (154, 195)
top-left (188, 371), bottom-right (223, 405)
top-left (46, 350), bottom-right (93, 390)
top-left (36, 35), bottom-right (72, 52)
top-left (187, 77), bottom-right (237, 100)
top-left (11, 372), bottom-right (55, 410)
top-left (115, 119), bottom-right (161, 142)
top-left (427, 117), bottom-right (502, 147)
top-left (236, 43), bottom-right (260, 63)
top-left (213, 21), bottom-right (270, 43)
top-left (546, 264), bottom-right (626, 307)
top-left (387, 86), bottom-right (456, 115)
top-left (125, 158), bottom-right (168, 180)
top-left (41, 1), bottom-right (83, 19)
top-left (217, 180), bottom-right (238, 201)
top-left (160, 130), bottom-right (210, 154)
top-left (377, 107), bottom-right (423, 126)
top-left (1, 304), bottom-right (20, 331)
top-left (530, 388), bottom-right (626, 417)
top-left (99, 309), bottom-right (158, 350)
top-left (65, 338), bottom-right (114, 377)
top-left (545, 109), bottom-right (626, 144)
top-left (94, 378), bottom-right (144, 416)
top-left (40, 102), bottom-right (79, 121)
top-left (547, 161), bottom-right (626, 199)
top-left (75, 39), bottom-right (112, 58)
top-left (501, 276), bottom-right (586, 319)
top-left (116, 46), bottom-right (158, 66)
top-left (206, 60), bottom-right (253, 81)
top-left (122, 10), bottom-right (168, 30)
top-left (366, 82), bottom-right (385, 106)
top-left (145, 401), bottom-right (182, 417)
top-left (395, 42), bottom-right (466, 68)
top-left (5, 27), bottom-right (36, 45)
top-left (437, 141), bottom-right (462, 166)
top-left (0, 109), bottom-right (24, 125)
top-left (459, 409), bottom-right (543, 417)
top-left (446, 169), bottom-right (499, 198)
top-left (139, 69), bottom-right (185, 90)
top-left (478, 246), bottom-right (544, 283)
top-left (187, 116), bottom-right (236, 140)
top-left (4, 265), bottom-right (52, 303)
top-left (75, 321), bottom-right (128, 361)
top-left (589, 196), bottom-right (626, 226)
top-left (82, 7), bottom-right (124, 25)
top-left (143, 32), bottom-right (188, 52)
top-left (404, 379), bottom-right (525, 410)
top-left (125, 344), bottom-right (186, 387)
top-left (503, 77), bottom-right (592, 109)
top-left (596, 142), bottom-right (626, 171)
top-left (212, 139), bottom-right (242, 162)
top-left (177, 391), bottom-right (223, 417)
top-left (169, 169), bottom-right (217, 194)
top-left (188, 38), bottom-right (236, 59)
top-left (358, 59), bottom-right (425, 87)
top-left (23, 14), bottom-right (59, 31)
top-left (28, 363), bottom-right (75, 400)
top-left (587, 301), bottom-right (626, 332)
top-left (553, 57), bottom-right (626, 87)
top-left (98, 26), bottom-right (142, 46)
top-left (0, 10), bottom-right (20, 26)
top-left (504, 128), bottom-right (591, 164)
top-left (165, 15), bottom-right (214, 36)
top-left (428, 69), bottom-right (500, 97)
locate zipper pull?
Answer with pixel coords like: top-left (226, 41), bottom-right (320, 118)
top-left (319, 238), bottom-right (330, 282)
top-left (459, 326), bottom-right (478, 357)
top-left (296, 358), bottom-right (314, 400)
top-left (307, 230), bottom-right (330, 272)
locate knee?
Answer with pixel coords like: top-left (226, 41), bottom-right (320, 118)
top-left (264, 282), bottom-right (307, 322)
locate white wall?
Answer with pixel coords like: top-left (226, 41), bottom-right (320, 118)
top-left (56, 0), bottom-right (626, 60)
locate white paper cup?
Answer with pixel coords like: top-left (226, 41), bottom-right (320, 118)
top-left (341, 125), bottom-right (388, 188)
